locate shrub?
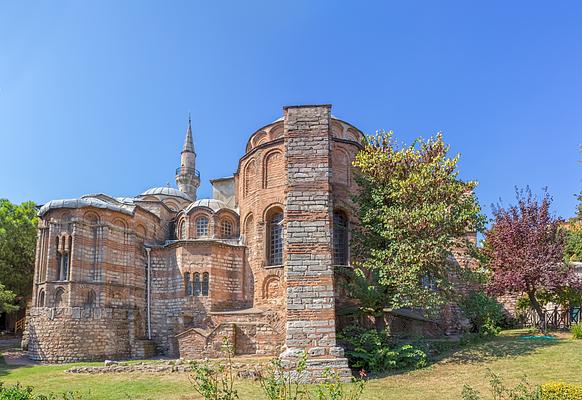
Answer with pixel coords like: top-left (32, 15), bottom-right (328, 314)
top-left (571, 322), bottom-right (582, 340)
top-left (257, 353), bottom-right (367, 400)
top-left (461, 370), bottom-right (542, 400)
top-left (460, 291), bottom-right (505, 337)
top-left (0, 383), bottom-right (86, 400)
top-left (337, 326), bottom-right (426, 373)
top-left (189, 337), bottom-right (239, 400)
top-left (541, 382), bottom-right (582, 400)
top-left (257, 352), bottom-right (309, 400)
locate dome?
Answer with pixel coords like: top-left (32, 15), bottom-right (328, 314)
top-left (140, 187), bottom-right (192, 201)
top-left (184, 198), bottom-right (234, 214)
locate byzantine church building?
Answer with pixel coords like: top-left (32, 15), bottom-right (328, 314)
top-left (26, 105), bottom-right (367, 377)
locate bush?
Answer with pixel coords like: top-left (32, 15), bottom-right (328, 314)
top-left (541, 382), bottom-right (582, 400)
top-left (0, 383), bottom-right (86, 400)
top-left (337, 326), bottom-right (426, 373)
top-left (461, 370), bottom-right (542, 400)
top-left (571, 322), bottom-right (582, 340)
top-left (460, 291), bottom-right (505, 337)
top-left (461, 371), bottom-right (582, 400)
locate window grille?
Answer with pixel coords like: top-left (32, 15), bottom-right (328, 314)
top-left (333, 211), bottom-right (348, 265)
top-left (268, 212), bottom-right (283, 266)
top-left (196, 217), bottom-right (209, 237)
top-left (202, 272), bottom-right (209, 296)
top-left (221, 220), bottom-right (233, 238)
top-left (193, 273), bottom-right (201, 296)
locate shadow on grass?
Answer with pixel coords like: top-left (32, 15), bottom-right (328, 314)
top-left (370, 333), bottom-right (561, 379)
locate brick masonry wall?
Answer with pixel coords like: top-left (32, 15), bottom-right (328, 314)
top-left (281, 105), bottom-right (350, 379)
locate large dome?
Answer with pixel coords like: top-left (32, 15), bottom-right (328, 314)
top-left (184, 198), bottom-right (234, 213)
top-left (140, 187), bottom-right (192, 201)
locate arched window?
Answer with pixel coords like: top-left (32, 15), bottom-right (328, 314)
top-left (37, 289), bottom-right (45, 307)
top-left (196, 217), bottom-right (209, 237)
top-left (85, 289), bottom-right (96, 307)
top-left (202, 272), bottom-right (209, 296)
top-left (220, 220), bottom-right (233, 238)
top-left (268, 212), bottom-right (284, 266)
top-left (193, 273), bottom-right (201, 296)
top-left (333, 210), bottom-right (349, 265)
top-left (179, 220), bottom-right (187, 240)
top-left (54, 287), bottom-right (65, 307)
top-left (184, 272), bottom-right (192, 296)
top-left (56, 235), bottom-right (70, 281)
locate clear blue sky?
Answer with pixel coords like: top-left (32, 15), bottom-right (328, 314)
top-left (1, 1), bottom-right (581, 222)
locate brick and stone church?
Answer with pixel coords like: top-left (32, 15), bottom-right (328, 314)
top-left (26, 105), bottom-right (371, 376)
top-left (26, 104), bottom-right (474, 376)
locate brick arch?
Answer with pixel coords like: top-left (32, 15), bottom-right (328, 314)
top-left (135, 224), bottom-right (147, 238)
top-left (83, 211), bottom-right (100, 224)
top-left (111, 218), bottom-right (127, 230)
top-left (263, 149), bottom-right (284, 189)
top-left (262, 275), bottom-right (282, 300)
top-left (243, 159), bottom-right (257, 197)
top-left (252, 131), bottom-right (268, 147)
top-left (269, 123), bottom-right (284, 140)
top-left (334, 148), bottom-right (351, 185)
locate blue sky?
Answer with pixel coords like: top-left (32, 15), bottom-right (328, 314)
top-left (1, 1), bottom-right (581, 222)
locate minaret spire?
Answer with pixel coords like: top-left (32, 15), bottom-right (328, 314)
top-left (176, 114), bottom-right (200, 200)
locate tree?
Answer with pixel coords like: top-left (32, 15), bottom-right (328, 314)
top-left (564, 146), bottom-right (582, 262)
top-left (0, 199), bottom-right (38, 310)
top-left (484, 188), bottom-right (575, 332)
top-left (350, 131), bottom-right (484, 328)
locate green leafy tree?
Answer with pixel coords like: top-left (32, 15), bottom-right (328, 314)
top-left (350, 131), bottom-right (484, 327)
top-left (0, 199), bottom-right (38, 309)
top-left (564, 147), bottom-right (582, 262)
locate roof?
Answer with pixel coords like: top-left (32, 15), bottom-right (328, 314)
top-left (140, 187), bottom-right (192, 201)
top-left (38, 196), bottom-right (136, 217)
top-left (184, 198), bottom-right (236, 214)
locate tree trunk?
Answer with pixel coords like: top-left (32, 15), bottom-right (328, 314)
top-left (528, 291), bottom-right (546, 333)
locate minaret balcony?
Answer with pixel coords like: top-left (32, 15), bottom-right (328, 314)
top-left (176, 167), bottom-right (200, 178)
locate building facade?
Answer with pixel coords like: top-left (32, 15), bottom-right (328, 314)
top-left (26, 105), bottom-right (371, 376)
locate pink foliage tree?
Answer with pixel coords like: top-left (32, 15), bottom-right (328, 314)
top-left (485, 188), bottom-right (573, 331)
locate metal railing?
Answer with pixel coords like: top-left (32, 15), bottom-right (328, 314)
top-left (175, 167), bottom-right (200, 178)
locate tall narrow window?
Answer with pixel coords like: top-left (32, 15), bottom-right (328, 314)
top-left (85, 290), bottom-right (96, 307)
top-left (184, 272), bottom-right (192, 296)
top-left (268, 212), bottom-right (284, 266)
top-left (202, 272), bottom-right (209, 296)
top-left (37, 289), bottom-right (45, 307)
top-left (196, 217), bottom-right (209, 237)
top-left (333, 210), bottom-right (348, 265)
top-left (179, 221), bottom-right (187, 240)
top-left (54, 287), bottom-right (65, 307)
top-left (220, 220), bottom-right (233, 238)
top-left (193, 273), bottom-right (201, 296)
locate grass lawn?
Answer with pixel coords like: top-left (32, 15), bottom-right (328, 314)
top-left (0, 329), bottom-right (580, 399)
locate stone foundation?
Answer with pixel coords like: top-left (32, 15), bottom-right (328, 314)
top-left (27, 306), bottom-right (145, 362)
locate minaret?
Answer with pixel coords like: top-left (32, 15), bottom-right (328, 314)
top-left (175, 115), bottom-right (200, 200)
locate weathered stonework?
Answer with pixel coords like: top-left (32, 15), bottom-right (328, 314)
top-left (26, 104), bottom-right (473, 381)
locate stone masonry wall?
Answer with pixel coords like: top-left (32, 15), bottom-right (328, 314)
top-left (281, 105), bottom-right (350, 380)
top-left (27, 307), bottom-right (137, 362)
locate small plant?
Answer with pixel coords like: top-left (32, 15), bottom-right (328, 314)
top-left (461, 370), bottom-right (542, 400)
top-left (313, 368), bottom-right (366, 400)
top-left (571, 322), bottom-right (582, 339)
top-left (257, 352), bottom-right (309, 400)
top-left (0, 383), bottom-right (87, 400)
top-left (189, 337), bottom-right (239, 400)
top-left (540, 382), bottom-right (582, 399)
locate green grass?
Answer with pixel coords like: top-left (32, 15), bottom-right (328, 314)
top-left (0, 329), bottom-right (580, 399)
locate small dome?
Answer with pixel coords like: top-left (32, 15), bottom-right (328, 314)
top-left (184, 198), bottom-right (234, 214)
top-left (140, 187), bottom-right (192, 201)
